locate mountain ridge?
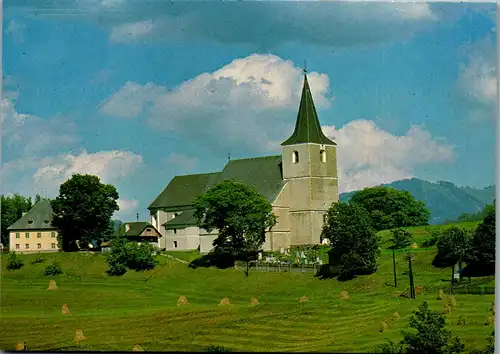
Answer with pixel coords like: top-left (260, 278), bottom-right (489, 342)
top-left (339, 178), bottom-right (495, 225)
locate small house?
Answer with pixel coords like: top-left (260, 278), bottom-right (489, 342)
top-left (7, 200), bottom-right (59, 253)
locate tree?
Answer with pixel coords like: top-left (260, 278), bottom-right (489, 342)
top-left (465, 207), bottom-right (495, 275)
top-left (193, 180), bottom-right (276, 274)
top-left (349, 186), bottom-right (430, 231)
top-left (376, 302), bottom-right (464, 353)
top-left (434, 226), bottom-right (472, 280)
top-left (391, 228), bottom-right (413, 249)
top-left (51, 174), bottom-right (119, 251)
top-left (403, 301), bottom-right (464, 353)
top-left (1, 194), bottom-right (33, 246)
top-left (323, 201), bottom-right (381, 280)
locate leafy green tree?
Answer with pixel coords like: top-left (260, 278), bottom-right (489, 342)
top-left (349, 186), bottom-right (430, 231)
top-left (105, 236), bottom-right (158, 275)
top-left (391, 228), bottom-right (413, 249)
top-left (6, 251), bottom-right (24, 270)
top-left (403, 301), bottom-right (464, 353)
top-left (434, 226), bottom-right (472, 278)
top-left (115, 223), bottom-right (126, 237)
top-left (456, 203), bottom-right (495, 223)
top-left (1, 194), bottom-right (33, 246)
top-left (465, 207), bottom-right (495, 275)
top-left (193, 180), bottom-right (276, 274)
top-left (376, 302), bottom-right (464, 353)
top-left (51, 174), bottom-right (119, 251)
top-left (323, 201), bottom-right (381, 280)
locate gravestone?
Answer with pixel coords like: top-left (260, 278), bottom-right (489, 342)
top-left (280, 247), bottom-right (285, 254)
top-left (258, 253), bottom-right (262, 260)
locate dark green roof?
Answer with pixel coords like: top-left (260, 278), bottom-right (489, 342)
top-left (122, 222), bottom-right (161, 237)
top-left (163, 209), bottom-right (198, 230)
top-left (7, 200), bottom-right (56, 231)
top-left (155, 155), bottom-right (285, 230)
top-left (281, 74), bottom-right (336, 146)
top-left (217, 155), bottom-right (285, 203)
top-left (148, 172), bottom-right (220, 210)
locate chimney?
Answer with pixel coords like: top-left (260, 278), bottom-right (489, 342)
top-left (125, 224), bottom-right (130, 232)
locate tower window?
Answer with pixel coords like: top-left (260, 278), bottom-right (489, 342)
top-left (173, 241), bottom-right (178, 248)
top-left (320, 149), bottom-right (326, 163)
top-left (292, 150), bottom-right (299, 164)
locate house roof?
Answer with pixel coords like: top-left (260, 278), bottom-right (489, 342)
top-left (148, 172), bottom-right (220, 210)
top-left (281, 74), bottom-right (336, 146)
top-left (161, 155), bottom-right (285, 230)
top-left (7, 200), bottom-right (56, 231)
top-left (163, 209), bottom-right (198, 230)
top-left (122, 222), bottom-right (161, 237)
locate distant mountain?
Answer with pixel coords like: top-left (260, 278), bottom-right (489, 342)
top-left (340, 178), bottom-right (495, 225)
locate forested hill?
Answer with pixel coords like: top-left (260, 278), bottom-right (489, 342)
top-left (340, 178), bottom-right (495, 225)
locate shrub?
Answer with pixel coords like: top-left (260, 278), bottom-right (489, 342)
top-left (375, 340), bottom-right (404, 353)
top-left (422, 229), bottom-right (440, 248)
top-left (31, 254), bottom-right (45, 264)
top-left (204, 345), bottom-right (232, 352)
top-left (106, 261), bottom-right (127, 276)
top-left (105, 236), bottom-right (158, 275)
top-left (390, 228), bottom-right (413, 249)
top-left (44, 262), bottom-right (63, 276)
top-left (6, 252), bottom-right (24, 270)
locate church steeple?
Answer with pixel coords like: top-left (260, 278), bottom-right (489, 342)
top-left (281, 70), bottom-right (336, 146)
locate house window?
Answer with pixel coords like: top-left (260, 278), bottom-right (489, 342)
top-left (37, 243), bottom-right (41, 249)
top-left (28, 219), bottom-right (33, 224)
top-left (15, 244), bottom-right (20, 249)
top-left (37, 232), bottom-right (42, 238)
top-left (15, 233), bottom-right (20, 238)
top-left (146, 228), bottom-right (151, 232)
top-left (173, 241), bottom-right (178, 248)
top-left (51, 232), bottom-right (56, 238)
top-left (292, 150), bottom-right (299, 164)
top-left (25, 244), bottom-right (29, 249)
top-left (25, 233), bottom-right (30, 239)
top-left (51, 243), bottom-right (56, 249)
top-left (320, 149), bottom-right (326, 163)
top-left (173, 229), bottom-right (177, 235)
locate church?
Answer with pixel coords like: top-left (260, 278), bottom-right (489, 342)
top-left (148, 71), bottom-right (339, 253)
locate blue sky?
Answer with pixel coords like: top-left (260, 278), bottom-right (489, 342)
top-left (2, 1), bottom-right (497, 221)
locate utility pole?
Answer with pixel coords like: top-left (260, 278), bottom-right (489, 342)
top-left (405, 252), bottom-right (415, 299)
top-left (392, 247), bottom-right (397, 287)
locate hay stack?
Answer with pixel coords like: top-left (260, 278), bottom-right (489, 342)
top-left (379, 321), bottom-right (389, 333)
top-left (393, 312), bottom-right (400, 321)
top-left (61, 304), bottom-right (71, 315)
top-left (448, 295), bottom-right (457, 308)
top-left (299, 296), bottom-right (309, 303)
top-left (47, 280), bottom-right (57, 290)
top-left (219, 297), bottom-right (231, 305)
top-left (437, 289), bottom-right (445, 300)
top-left (177, 296), bottom-right (189, 306)
top-left (457, 314), bottom-right (466, 325)
top-left (74, 329), bottom-right (86, 344)
top-left (15, 342), bottom-right (26, 351)
top-left (132, 344), bottom-right (144, 352)
top-left (411, 243), bottom-right (418, 249)
top-left (443, 304), bottom-right (451, 315)
top-left (250, 297), bottom-right (259, 306)
top-left (415, 286), bottom-right (424, 295)
top-left (339, 291), bottom-right (349, 300)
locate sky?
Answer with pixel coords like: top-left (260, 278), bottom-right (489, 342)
top-left (1, 0), bottom-right (497, 222)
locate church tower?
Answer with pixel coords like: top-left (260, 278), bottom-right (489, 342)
top-left (281, 70), bottom-right (339, 246)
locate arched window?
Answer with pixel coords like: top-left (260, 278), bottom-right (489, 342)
top-left (292, 150), bottom-right (299, 164)
top-left (320, 149), bottom-right (326, 163)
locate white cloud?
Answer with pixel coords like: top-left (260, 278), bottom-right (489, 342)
top-left (116, 198), bottom-right (139, 218)
top-left (1, 98), bottom-right (78, 159)
top-left (322, 120), bottom-right (456, 193)
top-left (165, 153), bottom-right (198, 172)
top-left (457, 35), bottom-right (497, 122)
top-left (103, 54), bottom-right (330, 154)
top-left (109, 20), bottom-right (154, 43)
top-left (100, 81), bottom-right (166, 118)
top-left (5, 20), bottom-right (26, 43)
top-left (32, 149), bottom-right (144, 196)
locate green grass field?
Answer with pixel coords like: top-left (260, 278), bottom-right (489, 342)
top-left (0, 222), bottom-right (494, 352)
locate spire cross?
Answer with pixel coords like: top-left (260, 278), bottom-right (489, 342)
top-left (303, 60), bottom-right (307, 74)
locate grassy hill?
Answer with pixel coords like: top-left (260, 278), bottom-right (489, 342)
top-left (340, 178), bottom-right (495, 225)
top-left (0, 222), bottom-right (494, 352)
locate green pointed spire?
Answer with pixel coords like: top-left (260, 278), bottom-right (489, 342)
top-left (281, 74), bottom-right (336, 146)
